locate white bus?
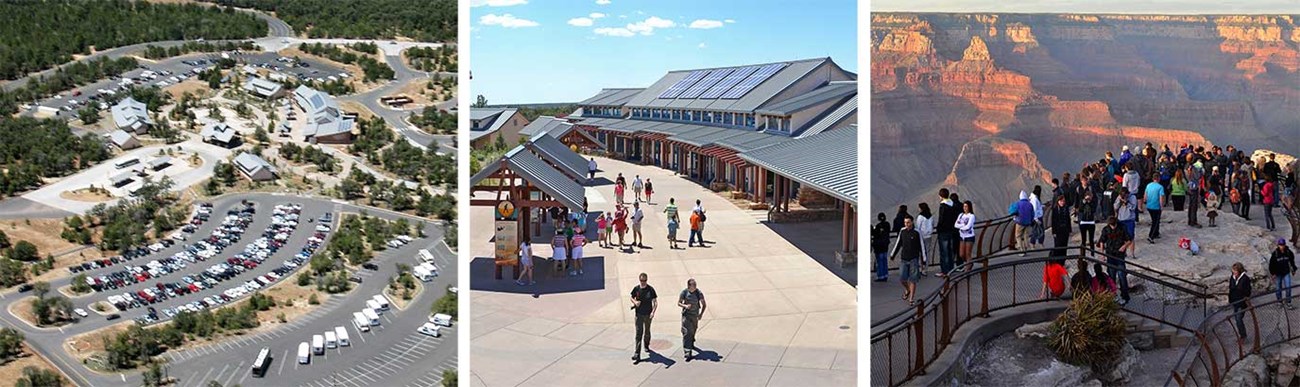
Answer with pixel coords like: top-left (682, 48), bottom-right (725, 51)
top-left (366, 299), bottom-right (383, 314)
top-left (362, 308), bottom-right (380, 326)
top-left (372, 294), bottom-right (390, 311)
top-left (352, 312), bottom-right (370, 332)
top-left (312, 334), bottom-right (324, 355)
top-left (324, 331), bottom-right (337, 349)
top-left (335, 326), bottom-right (350, 347)
top-left (250, 347), bottom-right (270, 377)
top-left (114, 158), bottom-right (140, 169)
top-left (418, 249), bottom-right (434, 263)
top-left (297, 342), bottom-right (310, 364)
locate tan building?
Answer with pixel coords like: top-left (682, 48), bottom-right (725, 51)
top-left (469, 107), bottom-right (529, 149)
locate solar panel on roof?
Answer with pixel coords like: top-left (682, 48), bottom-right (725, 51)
top-left (678, 68), bottom-right (733, 99)
top-left (720, 63), bottom-right (786, 99)
top-left (657, 70), bottom-right (708, 99)
top-left (699, 65), bottom-right (758, 99)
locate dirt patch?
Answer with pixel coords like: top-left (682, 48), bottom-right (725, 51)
top-left (0, 344), bottom-right (69, 386)
top-left (64, 322), bottom-right (131, 362)
top-left (252, 280), bottom-right (334, 332)
top-left (338, 100), bottom-right (376, 120)
top-left (8, 297), bottom-right (40, 328)
top-left (384, 281), bottom-right (422, 311)
top-left (164, 79), bottom-right (213, 100)
top-left (2, 219), bottom-right (105, 283)
top-left (59, 188), bottom-right (114, 203)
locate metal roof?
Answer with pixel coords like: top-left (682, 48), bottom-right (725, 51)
top-left (470, 146), bottom-right (586, 210)
top-left (755, 81), bottom-right (856, 116)
top-left (469, 107), bottom-right (510, 121)
top-left (579, 117), bottom-right (790, 152)
top-left (578, 88), bottom-right (644, 106)
top-left (526, 134), bottom-right (588, 180)
top-left (667, 126), bottom-right (748, 148)
top-left (622, 58), bottom-right (838, 113)
top-left (243, 77), bottom-right (284, 97)
top-left (147, 156), bottom-right (172, 168)
top-left (293, 86), bottom-right (340, 124)
top-left (738, 126), bottom-right (857, 204)
top-left (111, 97), bottom-right (153, 130)
top-left (233, 153), bottom-right (275, 175)
top-left (518, 116), bottom-right (570, 138)
top-left (797, 94), bottom-right (856, 139)
top-left (305, 118), bottom-right (354, 137)
top-left (110, 172), bottom-right (134, 185)
top-left (108, 130), bottom-right (136, 146)
top-left (469, 107), bottom-right (519, 140)
top-left (201, 123), bottom-right (238, 144)
top-left (714, 130), bottom-right (790, 153)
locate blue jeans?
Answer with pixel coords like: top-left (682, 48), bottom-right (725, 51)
top-left (1265, 203), bottom-right (1276, 230)
top-left (689, 229), bottom-right (702, 246)
top-left (1277, 274), bottom-right (1292, 302)
top-left (1107, 256), bottom-right (1130, 301)
top-left (874, 252), bottom-right (889, 280)
top-left (937, 233), bottom-right (957, 274)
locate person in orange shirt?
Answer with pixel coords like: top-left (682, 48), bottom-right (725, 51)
top-left (688, 209), bottom-right (704, 248)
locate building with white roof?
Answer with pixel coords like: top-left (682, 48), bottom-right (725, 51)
top-left (200, 122), bottom-right (240, 148)
top-left (111, 97), bottom-right (153, 134)
top-left (232, 153), bottom-right (276, 181)
top-left (107, 129), bottom-right (141, 150)
top-left (469, 107), bottom-right (528, 149)
top-left (292, 86), bottom-right (355, 144)
top-left (243, 77), bottom-right (285, 99)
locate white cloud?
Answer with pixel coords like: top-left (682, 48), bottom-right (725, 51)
top-left (589, 12), bottom-right (606, 18)
top-left (594, 27), bottom-right (634, 37)
top-left (618, 14), bottom-right (627, 19)
top-left (480, 14), bottom-right (539, 28)
top-left (596, 0), bottom-right (611, 4)
top-left (689, 19), bottom-right (724, 29)
top-left (725, 19), bottom-right (736, 23)
top-left (626, 16), bottom-right (674, 35)
top-left (470, 0), bottom-right (527, 7)
top-left (568, 17), bottom-right (594, 27)
top-left (698, 42), bottom-right (707, 49)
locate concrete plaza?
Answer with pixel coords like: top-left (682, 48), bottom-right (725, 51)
top-left (469, 156), bottom-right (857, 386)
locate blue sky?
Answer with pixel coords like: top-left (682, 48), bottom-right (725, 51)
top-left (872, 0), bottom-right (1299, 14)
top-left (470, 0), bottom-right (857, 104)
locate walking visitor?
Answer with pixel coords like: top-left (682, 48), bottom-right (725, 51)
top-left (571, 231), bottom-right (586, 276)
top-left (1050, 195), bottom-right (1072, 259)
top-left (1145, 173), bottom-right (1166, 243)
top-left (1264, 176), bottom-right (1278, 231)
top-left (588, 157), bottom-right (597, 182)
top-left (678, 278), bottom-right (705, 361)
top-left (1229, 262), bottom-right (1252, 344)
top-left (1014, 191), bottom-right (1034, 256)
top-left (873, 213), bottom-right (891, 282)
top-left (1269, 238), bottom-right (1295, 309)
top-left (1098, 216), bottom-right (1133, 305)
top-left (631, 201), bottom-right (645, 249)
top-left (1115, 187), bottom-right (1138, 258)
top-left (890, 216), bottom-right (925, 306)
top-left (614, 204), bottom-right (628, 248)
top-left (915, 203), bottom-right (934, 276)
top-left (596, 213), bottom-right (608, 248)
top-left (664, 198), bottom-right (680, 249)
top-left (1079, 191), bottom-right (1098, 253)
top-left (689, 208), bottom-right (704, 248)
top-left (630, 273), bottom-right (658, 363)
top-left (645, 178), bottom-right (654, 204)
top-left (551, 230), bottom-right (568, 276)
top-left (632, 175), bottom-right (644, 203)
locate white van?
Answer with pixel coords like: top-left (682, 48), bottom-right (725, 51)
top-left (312, 334), bottom-right (324, 355)
top-left (324, 331), bottom-right (337, 349)
top-left (371, 294), bottom-right (390, 311)
top-left (335, 326), bottom-right (350, 347)
top-left (366, 299), bottom-right (383, 314)
top-left (418, 249), bottom-right (434, 263)
top-left (297, 342), bottom-right (310, 364)
top-left (352, 312), bottom-right (370, 332)
top-left (362, 308), bottom-right (381, 326)
top-left (431, 313), bottom-right (453, 327)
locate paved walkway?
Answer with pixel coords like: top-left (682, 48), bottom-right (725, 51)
top-left (470, 156), bottom-right (856, 387)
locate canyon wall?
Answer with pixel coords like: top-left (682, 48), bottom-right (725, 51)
top-left (871, 13), bottom-right (1300, 218)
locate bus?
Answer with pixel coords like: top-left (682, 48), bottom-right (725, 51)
top-left (250, 347), bottom-right (271, 377)
top-left (114, 158), bottom-right (140, 169)
top-left (352, 312), bottom-right (370, 332)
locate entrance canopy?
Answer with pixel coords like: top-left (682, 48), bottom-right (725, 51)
top-left (525, 134), bottom-right (590, 181)
top-left (471, 146), bottom-right (586, 210)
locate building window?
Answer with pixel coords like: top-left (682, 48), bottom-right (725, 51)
top-left (745, 114), bottom-right (755, 127)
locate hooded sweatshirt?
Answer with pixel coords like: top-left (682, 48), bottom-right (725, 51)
top-left (1015, 191), bottom-right (1035, 226)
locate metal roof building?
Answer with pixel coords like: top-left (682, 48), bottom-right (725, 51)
top-left (519, 116), bottom-right (606, 151)
top-left (738, 126), bottom-right (857, 204)
top-left (233, 153), bottom-right (276, 181)
top-left (108, 129), bottom-right (141, 150)
top-left (147, 156), bottom-right (172, 171)
top-left (243, 77), bottom-right (285, 99)
top-left (292, 86), bottom-right (355, 143)
top-left (471, 146), bottom-right (585, 210)
top-left (524, 133), bottom-right (589, 181)
top-left (111, 97), bottom-right (153, 134)
top-left (469, 107), bottom-right (529, 148)
top-left (200, 123), bottom-right (239, 147)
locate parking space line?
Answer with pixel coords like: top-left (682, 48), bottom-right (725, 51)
top-left (236, 367), bottom-right (251, 386)
top-left (223, 361), bottom-right (244, 386)
top-left (210, 364), bottom-right (228, 386)
top-left (277, 349), bottom-right (289, 375)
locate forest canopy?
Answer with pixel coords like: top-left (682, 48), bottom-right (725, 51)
top-left (205, 0), bottom-right (456, 42)
top-left (0, 0), bottom-right (266, 80)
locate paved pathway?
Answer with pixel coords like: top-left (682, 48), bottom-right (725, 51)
top-left (470, 156), bottom-right (856, 387)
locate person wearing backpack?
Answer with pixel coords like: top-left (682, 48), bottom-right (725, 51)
top-left (1014, 191), bottom-right (1035, 256)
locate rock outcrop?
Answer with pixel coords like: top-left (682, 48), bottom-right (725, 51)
top-left (870, 13), bottom-right (1300, 218)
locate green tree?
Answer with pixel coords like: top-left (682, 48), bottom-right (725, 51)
top-left (70, 273), bottom-right (91, 294)
top-left (494, 133), bottom-right (506, 151)
top-left (8, 240), bottom-right (39, 262)
top-left (0, 230), bottom-right (9, 248)
top-left (0, 258), bottom-right (27, 287)
top-left (473, 95), bottom-right (488, 108)
top-left (13, 366), bottom-right (62, 387)
top-left (0, 327), bottom-right (24, 361)
top-left (78, 106), bottom-right (100, 125)
top-left (442, 369), bottom-right (457, 387)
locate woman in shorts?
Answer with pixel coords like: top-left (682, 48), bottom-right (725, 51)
top-left (570, 232), bottom-right (586, 276)
top-left (645, 179), bottom-right (654, 204)
top-left (614, 182), bottom-right (626, 205)
top-left (667, 216), bottom-right (679, 249)
top-left (551, 230), bottom-right (568, 276)
top-left (516, 240), bottom-right (534, 286)
top-left (595, 213), bottom-right (608, 248)
top-left (956, 201), bottom-right (977, 271)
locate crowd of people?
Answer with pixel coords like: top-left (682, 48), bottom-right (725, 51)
top-left (872, 141), bottom-right (1300, 309)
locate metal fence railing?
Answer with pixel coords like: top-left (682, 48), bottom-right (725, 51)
top-left (1167, 284), bottom-right (1300, 387)
top-left (870, 249), bottom-right (1212, 387)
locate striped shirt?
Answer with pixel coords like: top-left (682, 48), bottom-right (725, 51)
top-left (664, 204), bottom-right (679, 222)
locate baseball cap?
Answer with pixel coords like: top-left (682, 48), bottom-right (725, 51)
top-left (1281, 238), bottom-right (1288, 246)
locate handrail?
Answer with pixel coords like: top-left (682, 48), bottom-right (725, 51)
top-left (870, 252), bottom-right (1212, 387)
top-left (1079, 246), bottom-right (1211, 296)
top-left (1166, 284), bottom-right (1300, 387)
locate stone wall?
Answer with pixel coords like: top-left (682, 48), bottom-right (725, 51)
top-left (771, 208), bottom-right (843, 223)
top-left (798, 186), bottom-right (837, 208)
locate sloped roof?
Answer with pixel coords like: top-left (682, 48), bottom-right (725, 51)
top-left (755, 81), bottom-right (856, 116)
top-left (471, 146), bottom-right (585, 210)
top-left (738, 126), bottom-right (857, 204)
top-left (305, 118), bottom-right (354, 137)
top-left (526, 134), bottom-right (588, 180)
top-left (111, 97), bottom-right (153, 129)
top-left (201, 122), bottom-right (238, 144)
top-left (293, 86), bottom-right (340, 123)
top-left (578, 88), bottom-right (644, 106)
top-left (110, 172), bottom-right (134, 185)
top-left (622, 58), bottom-right (851, 113)
top-left (243, 77), bottom-right (284, 97)
top-left (147, 156), bottom-right (172, 168)
top-left (108, 129), bottom-right (137, 146)
top-left (797, 94), bottom-right (856, 139)
top-left (233, 153), bottom-right (275, 176)
top-left (518, 116), bottom-right (570, 138)
top-left (469, 107), bottom-right (520, 141)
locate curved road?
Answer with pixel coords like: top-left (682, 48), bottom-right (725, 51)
top-left (0, 193), bottom-right (456, 387)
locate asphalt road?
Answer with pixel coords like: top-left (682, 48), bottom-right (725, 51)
top-left (0, 193), bottom-right (454, 387)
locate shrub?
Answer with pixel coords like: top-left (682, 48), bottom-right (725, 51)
top-left (1047, 291), bottom-right (1127, 367)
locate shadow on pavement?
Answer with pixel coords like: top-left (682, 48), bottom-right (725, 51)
top-left (468, 257), bottom-right (607, 295)
top-left (760, 220), bottom-right (857, 286)
top-left (688, 347), bottom-right (723, 362)
top-left (587, 177), bottom-right (616, 187)
top-left (641, 351), bottom-right (676, 368)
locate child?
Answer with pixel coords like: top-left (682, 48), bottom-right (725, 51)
top-left (605, 209), bottom-right (615, 247)
top-left (1207, 190), bottom-right (1221, 227)
top-left (595, 213), bottom-right (608, 248)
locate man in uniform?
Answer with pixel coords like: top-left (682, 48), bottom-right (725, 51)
top-left (678, 278), bottom-right (706, 361)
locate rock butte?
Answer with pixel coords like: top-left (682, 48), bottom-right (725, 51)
top-left (870, 13), bottom-right (1299, 217)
